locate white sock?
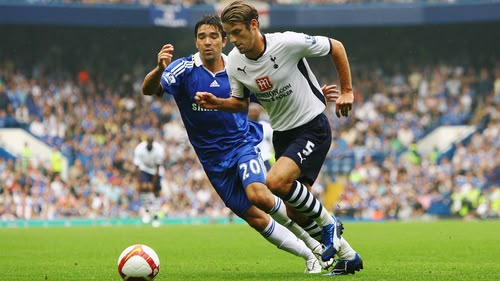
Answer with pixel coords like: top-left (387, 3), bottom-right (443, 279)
top-left (139, 192), bottom-right (155, 213)
top-left (337, 236), bottom-right (357, 260)
top-left (268, 196), bottom-right (321, 251)
top-left (261, 218), bottom-right (315, 261)
top-left (151, 196), bottom-right (162, 218)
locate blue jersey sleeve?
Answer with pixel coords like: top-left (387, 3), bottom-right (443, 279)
top-left (160, 56), bottom-right (192, 96)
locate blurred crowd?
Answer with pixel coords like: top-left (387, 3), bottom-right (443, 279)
top-left (0, 41), bottom-right (499, 223)
top-left (318, 59), bottom-right (499, 221)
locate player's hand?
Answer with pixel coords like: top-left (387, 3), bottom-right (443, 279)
top-left (158, 44), bottom-right (174, 70)
top-left (194, 92), bottom-right (219, 109)
top-left (321, 84), bottom-right (340, 103)
top-left (335, 90), bottom-right (354, 118)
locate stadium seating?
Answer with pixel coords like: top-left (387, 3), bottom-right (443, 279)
top-left (0, 0), bottom-right (498, 222)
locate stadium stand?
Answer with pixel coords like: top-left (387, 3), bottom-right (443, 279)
top-left (0, 0), bottom-right (498, 223)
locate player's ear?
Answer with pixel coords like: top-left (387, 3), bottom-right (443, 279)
top-left (250, 19), bottom-right (259, 30)
top-left (222, 34), bottom-right (228, 47)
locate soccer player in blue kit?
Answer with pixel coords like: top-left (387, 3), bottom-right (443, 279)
top-left (142, 14), bottom-right (337, 273)
top-left (195, 0), bottom-right (363, 276)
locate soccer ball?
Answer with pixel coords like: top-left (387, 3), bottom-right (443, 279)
top-left (117, 244), bottom-right (160, 281)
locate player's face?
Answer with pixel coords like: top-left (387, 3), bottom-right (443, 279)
top-left (223, 20), bottom-right (259, 57)
top-left (195, 24), bottom-right (226, 64)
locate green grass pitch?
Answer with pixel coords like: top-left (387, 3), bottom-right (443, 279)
top-left (0, 220), bottom-right (499, 280)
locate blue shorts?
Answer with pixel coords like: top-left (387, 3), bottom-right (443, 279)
top-left (203, 146), bottom-right (267, 218)
top-left (139, 170), bottom-right (162, 193)
top-left (272, 113), bottom-right (332, 185)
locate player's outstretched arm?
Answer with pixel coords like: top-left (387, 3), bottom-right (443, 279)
top-left (329, 39), bottom-right (354, 118)
top-left (142, 44), bottom-right (174, 97)
top-left (195, 92), bottom-right (249, 113)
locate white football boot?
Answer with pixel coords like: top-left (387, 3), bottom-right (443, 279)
top-left (304, 257), bottom-right (322, 274)
top-left (313, 244), bottom-right (334, 270)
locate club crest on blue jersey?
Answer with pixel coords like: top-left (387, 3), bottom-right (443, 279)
top-left (163, 72), bottom-right (176, 85)
top-left (304, 35), bottom-right (317, 45)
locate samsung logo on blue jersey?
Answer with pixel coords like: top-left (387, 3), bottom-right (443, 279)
top-left (192, 103), bottom-right (217, 112)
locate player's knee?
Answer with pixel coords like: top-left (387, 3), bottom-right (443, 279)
top-left (266, 174), bottom-right (293, 197)
top-left (246, 183), bottom-right (274, 210)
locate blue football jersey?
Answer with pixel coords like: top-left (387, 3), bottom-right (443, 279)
top-left (160, 53), bottom-right (263, 168)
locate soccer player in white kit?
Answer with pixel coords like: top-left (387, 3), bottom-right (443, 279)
top-left (133, 133), bottom-right (164, 227)
top-left (195, 0), bottom-right (363, 275)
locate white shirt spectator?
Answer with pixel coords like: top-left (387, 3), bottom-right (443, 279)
top-left (15, 105), bottom-right (30, 124)
top-left (397, 123), bottom-right (415, 148)
top-left (29, 116), bottom-right (47, 138)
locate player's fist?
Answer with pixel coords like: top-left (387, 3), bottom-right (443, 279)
top-left (335, 91), bottom-right (354, 118)
top-left (195, 92), bottom-right (219, 109)
top-left (158, 44), bottom-right (174, 70)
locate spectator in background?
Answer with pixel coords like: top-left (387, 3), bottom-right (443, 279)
top-left (68, 158), bottom-right (85, 183)
top-left (15, 104), bottom-right (30, 127)
top-left (0, 85), bottom-right (9, 112)
top-left (20, 142), bottom-right (32, 174)
top-left (397, 122), bottom-right (414, 149)
top-left (493, 69), bottom-right (500, 104)
top-left (0, 107), bottom-right (17, 128)
top-left (29, 115), bottom-right (46, 138)
top-left (50, 146), bottom-right (64, 177)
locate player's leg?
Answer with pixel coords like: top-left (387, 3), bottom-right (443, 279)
top-left (298, 215), bottom-right (323, 242)
top-left (240, 206), bottom-right (321, 273)
top-left (151, 178), bottom-right (162, 228)
top-left (245, 181), bottom-right (329, 264)
top-left (285, 206), bottom-right (322, 241)
top-left (267, 157), bottom-right (341, 261)
top-left (241, 149), bottom-right (333, 270)
top-left (238, 150), bottom-right (322, 253)
top-left (289, 178), bottom-right (361, 274)
top-left (268, 114), bottom-right (342, 262)
top-left (138, 171), bottom-right (155, 224)
top-left (205, 166), bottom-right (320, 273)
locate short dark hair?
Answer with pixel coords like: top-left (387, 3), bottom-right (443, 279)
top-left (220, 0), bottom-right (259, 29)
top-left (194, 14), bottom-right (226, 38)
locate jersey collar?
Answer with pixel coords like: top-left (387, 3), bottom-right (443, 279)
top-left (193, 52), bottom-right (228, 67)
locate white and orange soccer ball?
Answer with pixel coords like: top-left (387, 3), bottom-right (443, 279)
top-left (117, 244), bottom-right (160, 281)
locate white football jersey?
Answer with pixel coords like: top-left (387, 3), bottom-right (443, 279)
top-left (227, 31), bottom-right (331, 131)
top-left (133, 141), bottom-right (165, 176)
